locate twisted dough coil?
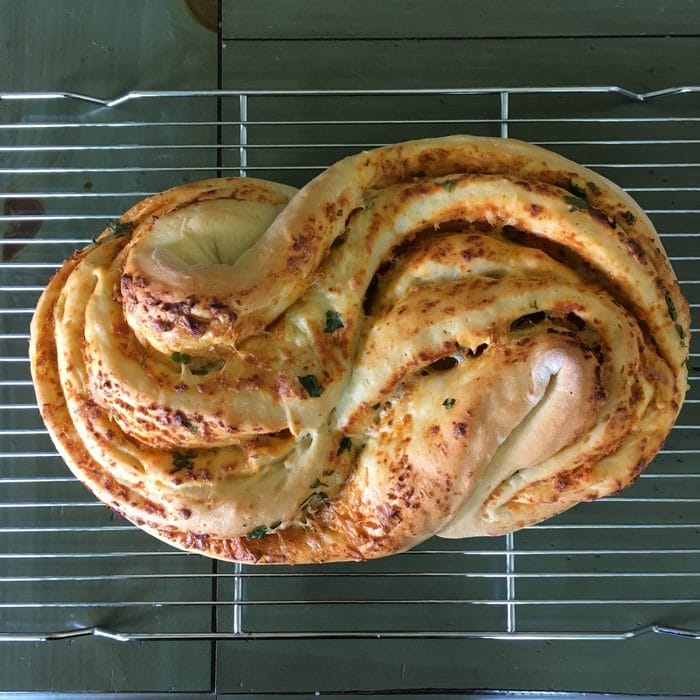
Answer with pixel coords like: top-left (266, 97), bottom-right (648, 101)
top-left (30, 135), bottom-right (690, 564)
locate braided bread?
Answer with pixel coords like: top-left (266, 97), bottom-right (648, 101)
top-left (30, 136), bottom-right (690, 563)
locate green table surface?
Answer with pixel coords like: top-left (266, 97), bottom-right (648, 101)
top-left (1, 0), bottom-right (699, 695)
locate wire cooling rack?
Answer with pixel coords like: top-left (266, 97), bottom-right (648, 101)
top-left (0, 86), bottom-right (698, 645)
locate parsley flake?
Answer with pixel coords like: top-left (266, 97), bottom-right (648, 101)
top-left (586, 181), bottom-right (602, 196)
top-left (443, 398), bottom-right (456, 410)
top-left (337, 436), bottom-right (352, 456)
top-left (568, 181), bottom-right (590, 202)
top-left (171, 452), bottom-right (195, 472)
top-left (310, 478), bottom-right (329, 489)
top-left (92, 219), bottom-right (134, 245)
top-left (620, 210), bottom-right (636, 226)
top-left (442, 179), bottom-right (457, 193)
top-left (564, 194), bottom-right (591, 212)
top-left (190, 359), bottom-right (225, 376)
top-left (665, 292), bottom-right (678, 322)
top-left (300, 491), bottom-right (328, 511)
top-left (664, 293), bottom-right (686, 343)
top-left (298, 374), bottom-right (325, 397)
top-left (245, 525), bottom-right (272, 539)
top-left (182, 419), bottom-right (197, 434)
top-left (324, 310), bottom-right (344, 333)
top-left (107, 219), bottom-right (134, 236)
top-left (171, 352), bottom-right (192, 365)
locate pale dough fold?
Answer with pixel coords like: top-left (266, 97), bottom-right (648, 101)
top-left (30, 136), bottom-right (690, 563)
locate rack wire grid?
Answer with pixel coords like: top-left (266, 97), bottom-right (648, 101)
top-left (0, 85), bottom-right (699, 645)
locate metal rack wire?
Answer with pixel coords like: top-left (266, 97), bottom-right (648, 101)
top-left (0, 86), bottom-right (698, 644)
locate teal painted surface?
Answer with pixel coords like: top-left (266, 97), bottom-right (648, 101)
top-left (1, 0), bottom-right (217, 94)
top-left (1, 0), bottom-right (700, 695)
top-left (215, 636), bottom-right (700, 694)
top-left (222, 37), bottom-right (700, 92)
top-left (223, 0), bottom-right (700, 38)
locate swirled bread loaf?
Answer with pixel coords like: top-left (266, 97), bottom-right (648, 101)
top-left (30, 136), bottom-right (690, 563)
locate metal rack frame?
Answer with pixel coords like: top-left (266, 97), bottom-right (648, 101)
top-left (0, 85), bottom-right (698, 645)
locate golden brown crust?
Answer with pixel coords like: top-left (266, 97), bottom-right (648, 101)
top-left (30, 136), bottom-right (690, 564)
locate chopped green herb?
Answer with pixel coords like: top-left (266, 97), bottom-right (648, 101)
top-left (310, 478), bottom-right (329, 489)
top-left (336, 209), bottom-right (344, 218)
top-left (442, 398), bottom-right (456, 410)
top-left (337, 436), bottom-right (352, 456)
top-left (171, 452), bottom-right (194, 472)
top-left (172, 352), bottom-right (223, 375)
top-left (245, 525), bottom-right (271, 539)
top-left (245, 521), bottom-right (283, 539)
top-left (324, 310), bottom-right (344, 333)
top-left (530, 300), bottom-right (539, 310)
top-left (92, 219), bottom-right (134, 245)
top-left (665, 292), bottom-right (678, 322)
top-left (301, 491), bottom-right (328, 511)
top-left (568, 181), bottom-right (590, 202)
top-left (564, 194), bottom-right (591, 212)
top-left (586, 181), bottom-right (602, 196)
top-left (181, 418), bottom-right (197, 434)
top-left (298, 374), bottom-right (325, 397)
top-left (442, 179), bottom-right (457, 193)
top-left (372, 402), bottom-right (381, 410)
top-left (190, 359), bottom-right (225, 376)
top-left (171, 352), bottom-right (192, 365)
top-left (107, 219), bottom-right (134, 236)
top-left (664, 293), bottom-right (686, 342)
top-left (620, 210), bottom-right (636, 226)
